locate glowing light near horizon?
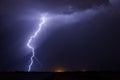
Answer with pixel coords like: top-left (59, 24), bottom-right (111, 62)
top-left (27, 16), bottom-right (47, 72)
top-left (54, 67), bottom-right (66, 72)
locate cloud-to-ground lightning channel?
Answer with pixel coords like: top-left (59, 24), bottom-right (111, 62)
top-left (27, 16), bottom-right (46, 72)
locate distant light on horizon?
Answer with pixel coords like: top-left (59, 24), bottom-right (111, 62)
top-left (54, 67), bottom-right (67, 72)
top-left (80, 68), bottom-right (87, 72)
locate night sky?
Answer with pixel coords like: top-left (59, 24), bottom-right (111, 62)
top-left (0, 0), bottom-right (120, 71)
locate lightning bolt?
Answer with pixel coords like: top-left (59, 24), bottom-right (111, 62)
top-left (27, 16), bottom-right (46, 72)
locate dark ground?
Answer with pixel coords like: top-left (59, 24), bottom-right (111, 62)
top-left (0, 72), bottom-right (120, 80)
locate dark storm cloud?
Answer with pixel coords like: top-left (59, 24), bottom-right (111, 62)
top-left (0, 0), bottom-right (109, 25)
top-left (0, 0), bottom-right (109, 14)
top-left (36, 0), bottom-right (120, 71)
top-left (0, 0), bottom-right (120, 71)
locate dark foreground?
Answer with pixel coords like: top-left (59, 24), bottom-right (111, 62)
top-left (0, 71), bottom-right (120, 80)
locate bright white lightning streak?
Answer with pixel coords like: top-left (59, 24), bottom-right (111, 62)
top-left (27, 16), bottom-right (46, 72)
